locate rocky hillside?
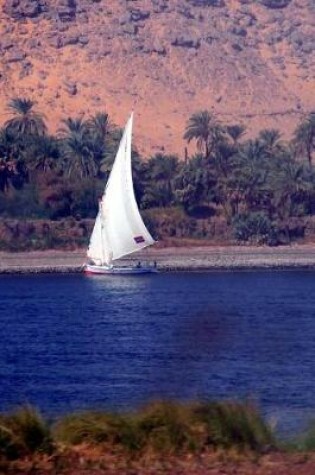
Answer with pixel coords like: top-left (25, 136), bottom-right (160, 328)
top-left (0, 0), bottom-right (314, 155)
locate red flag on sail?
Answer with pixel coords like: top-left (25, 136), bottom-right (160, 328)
top-left (134, 235), bottom-right (145, 244)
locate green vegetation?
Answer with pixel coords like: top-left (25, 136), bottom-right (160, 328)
top-left (0, 98), bottom-right (314, 248)
top-left (296, 422), bottom-right (315, 451)
top-left (1, 402), bottom-right (315, 472)
top-left (0, 405), bottom-right (53, 460)
top-left (0, 401), bottom-right (274, 462)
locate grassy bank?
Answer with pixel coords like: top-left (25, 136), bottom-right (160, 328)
top-left (1, 212), bottom-right (315, 252)
top-left (1, 401), bottom-right (315, 474)
top-left (0, 212), bottom-right (232, 252)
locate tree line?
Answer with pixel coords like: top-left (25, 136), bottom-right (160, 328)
top-left (0, 97), bottom-right (314, 244)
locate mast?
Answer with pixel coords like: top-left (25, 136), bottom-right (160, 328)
top-left (99, 201), bottom-right (106, 266)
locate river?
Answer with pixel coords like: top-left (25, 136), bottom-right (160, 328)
top-left (0, 271), bottom-right (314, 434)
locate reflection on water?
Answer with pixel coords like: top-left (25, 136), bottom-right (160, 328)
top-left (0, 271), bottom-right (315, 434)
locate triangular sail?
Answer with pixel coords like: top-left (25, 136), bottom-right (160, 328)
top-left (87, 114), bottom-right (155, 265)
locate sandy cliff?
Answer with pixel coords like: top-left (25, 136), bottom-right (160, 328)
top-left (0, 0), bottom-right (314, 155)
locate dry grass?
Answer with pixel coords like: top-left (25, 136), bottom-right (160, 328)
top-left (0, 405), bottom-right (53, 460)
top-left (53, 400), bottom-right (274, 456)
top-left (2, 401), bottom-right (315, 474)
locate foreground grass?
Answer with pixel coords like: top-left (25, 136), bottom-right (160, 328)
top-left (54, 400), bottom-right (274, 454)
top-left (0, 405), bottom-right (53, 460)
top-left (0, 401), bottom-right (314, 473)
top-left (0, 401), bottom-right (273, 456)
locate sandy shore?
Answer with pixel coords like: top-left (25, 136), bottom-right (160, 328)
top-left (1, 244), bottom-right (315, 273)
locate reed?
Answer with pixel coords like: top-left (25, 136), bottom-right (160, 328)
top-left (302, 425), bottom-right (315, 451)
top-left (53, 411), bottom-right (142, 452)
top-left (0, 405), bottom-right (53, 459)
top-left (288, 421), bottom-right (315, 452)
top-left (53, 400), bottom-right (274, 455)
top-left (130, 401), bottom-right (199, 453)
top-left (0, 400), bottom-right (279, 466)
top-left (2, 401), bottom-right (315, 473)
top-left (191, 401), bottom-right (275, 451)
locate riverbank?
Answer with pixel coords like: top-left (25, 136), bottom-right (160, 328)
top-left (6, 450), bottom-right (315, 475)
top-left (1, 244), bottom-right (315, 273)
top-left (1, 402), bottom-right (315, 475)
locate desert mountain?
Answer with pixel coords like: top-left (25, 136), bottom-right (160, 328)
top-left (0, 0), bottom-right (314, 155)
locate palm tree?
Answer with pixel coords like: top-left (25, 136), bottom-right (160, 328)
top-left (226, 124), bottom-right (246, 146)
top-left (0, 127), bottom-right (17, 160)
top-left (142, 154), bottom-right (179, 207)
top-left (0, 127), bottom-right (29, 191)
top-left (86, 113), bottom-right (110, 165)
top-left (270, 154), bottom-right (313, 219)
top-left (230, 140), bottom-right (269, 213)
top-left (0, 152), bottom-right (28, 193)
top-left (183, 110), bottom-right (226, 158)
top-left (58, 117), bottom-right (88, 137)
top-left (87, 112), bottom-right (109, 140)
top-left (294, 113), bottom-right (315, 165)
top-left (213, 141), bottom-right (235, 178)
top-left (27, 135), bottom-right (60, 173)
top-left (4, 98), bottom-right (47, 136)
top-left (259, 129), bottom-right (284, 157)
top-left (62, 130), bottom-right (98, 178)
top-left (0, 157), bottom-right (13, 192)
top-left (173, 154), bottom-right (215, 211)
top-left (148, 154), bottom-right (179, 182)
top-left (58, 117), bottom-right (98, 177)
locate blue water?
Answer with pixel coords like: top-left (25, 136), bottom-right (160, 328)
top-left (0, 271), bottom-right (315, 433)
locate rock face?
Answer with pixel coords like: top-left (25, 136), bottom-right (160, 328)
top-left (5, 49), bottom-right (27, 62)
top-left (187, 0), bottom-right (225, 7)
top-left (3, 0), bottom-right (77, 21)
top-left (171, 33), bottom-right (201, 48)
top-left (63, 79), bottom-right (77, 95)
top-left (54, 0), bottom-right (77, 21)
top-left (0, 0), bottom-right (314, 155)
top-left (129, 8), bottom-right (150, 21)
top-left (3, 0), bottom-right (44, 19)
top-left (260, 0), bottom-right (292, 8)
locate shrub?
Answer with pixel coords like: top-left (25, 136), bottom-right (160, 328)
top-left (0, 185), bottom-right (47, 219)
top-left (232, 212), bottom-right (277, 245)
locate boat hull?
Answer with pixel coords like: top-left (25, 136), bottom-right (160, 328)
top-left (84, 264), bottom-right (158, 275)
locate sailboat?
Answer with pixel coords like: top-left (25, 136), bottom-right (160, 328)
top-left (84, 113), bottom-right (157, 274)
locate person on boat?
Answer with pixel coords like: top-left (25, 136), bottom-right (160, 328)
top-left (136, 261), bottom-right (141, 268)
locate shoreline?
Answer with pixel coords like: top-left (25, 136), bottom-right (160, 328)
top-left (1, 244), bottom-right (315, 273)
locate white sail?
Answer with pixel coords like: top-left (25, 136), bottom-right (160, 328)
top-left (87, 113), bottom-right (155, 266)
